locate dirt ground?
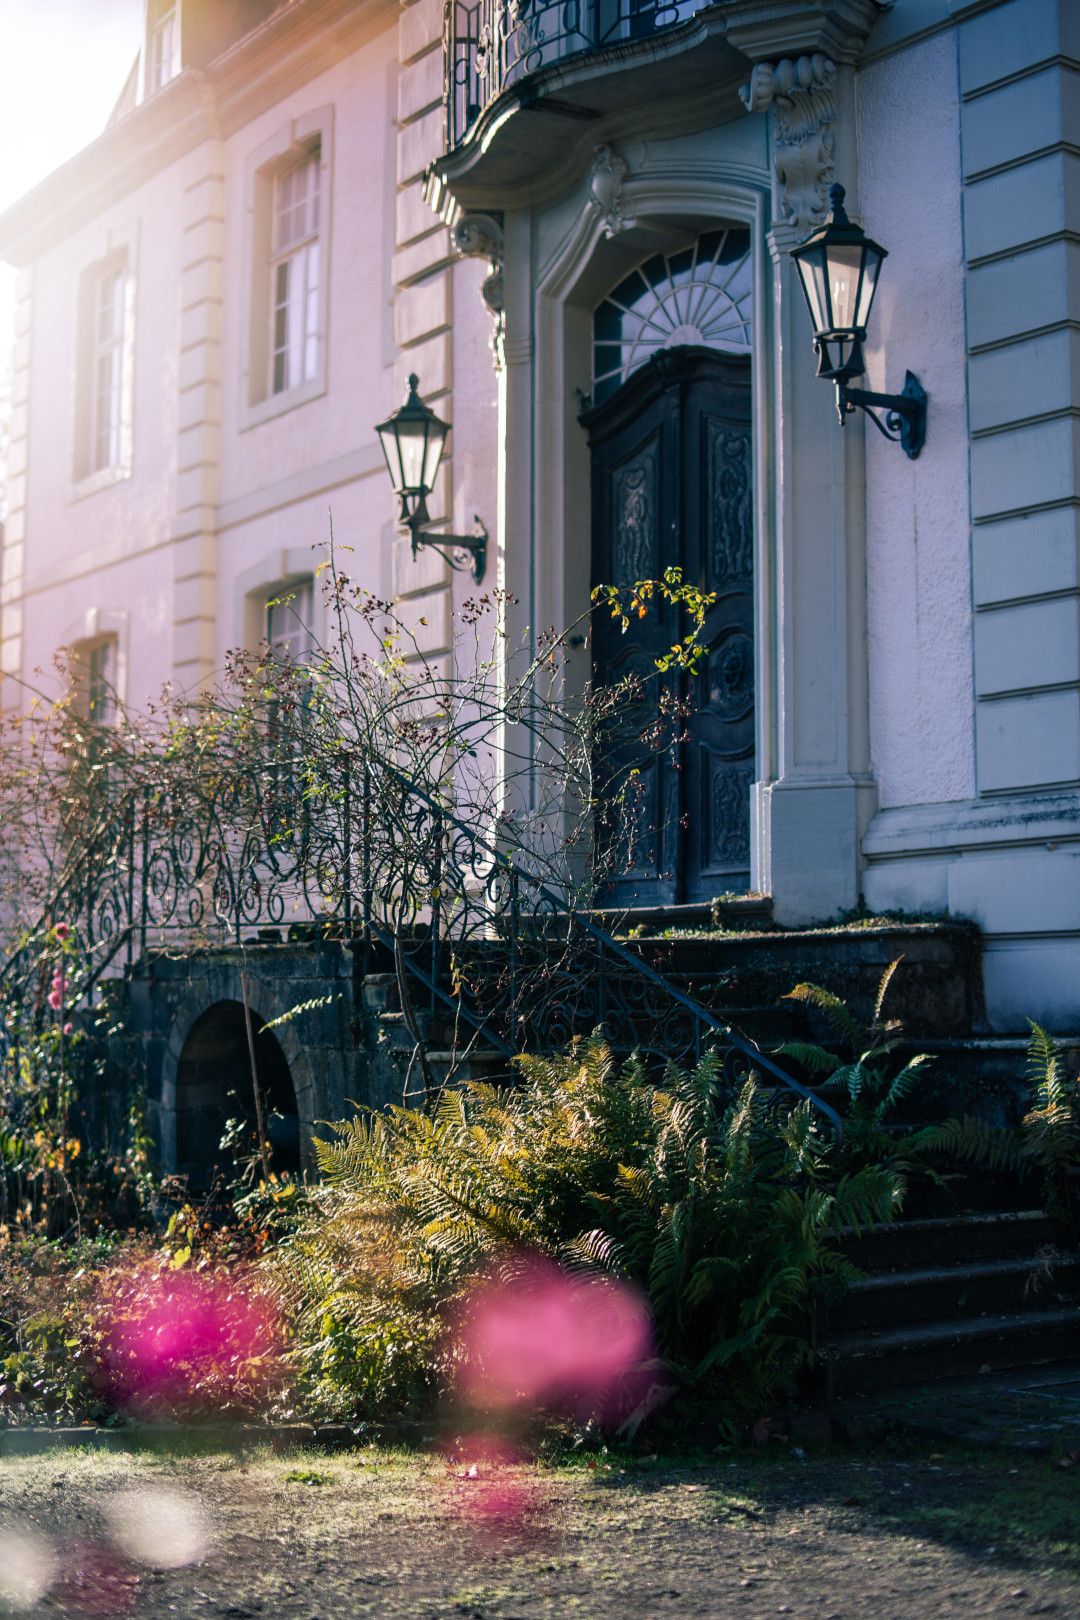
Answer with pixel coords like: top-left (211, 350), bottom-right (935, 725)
top-left (0, 1440), bottom-right (1078, 1619)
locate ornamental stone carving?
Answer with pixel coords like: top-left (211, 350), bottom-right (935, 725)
top-left (451, 212), bottom-right (505, 367)
top-left (739, 54), bottom-right (837, 232)
top-left (587, 144), bottom-right (634, 239)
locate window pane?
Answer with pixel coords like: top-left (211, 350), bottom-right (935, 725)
top-left (592, 228), bottom-right (753, 401)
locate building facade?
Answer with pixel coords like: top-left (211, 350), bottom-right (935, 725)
top-left (1, 0), bottom-right (1078, 1035)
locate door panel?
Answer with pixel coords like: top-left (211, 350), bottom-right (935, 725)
top-left (585, 348), bottom-right (753, 907)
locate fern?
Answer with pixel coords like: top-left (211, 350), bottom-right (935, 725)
top-left (266, 1035), bottom-right (910, 1428)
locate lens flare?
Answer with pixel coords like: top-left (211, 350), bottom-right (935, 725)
top-left (94, 1265), bottom-right (281, 1417)
top-left (0, 1527), bottom-right (57, 1610)
top-left (456, 1257), bottom-right (653, 1419)
top-left (51, 1541), bottom-right (139, 1617)
top-left (103, 1487), bottom-right (207, 1569)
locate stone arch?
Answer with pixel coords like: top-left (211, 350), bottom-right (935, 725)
top-left (158, 965), bottom-right (321, 1179)
top-left (172, 1000), bottom-right (299, 1189)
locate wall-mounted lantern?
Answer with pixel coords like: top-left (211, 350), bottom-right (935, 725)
top-left (791, 184), bottom-right (927, 460)
top-left (375, 373), bottom-right (488, 582)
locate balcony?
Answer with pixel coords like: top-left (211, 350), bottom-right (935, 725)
top-left (430, 0), bottom-right (881, 217)
top-left (447, 0), bottom-right (716, 149)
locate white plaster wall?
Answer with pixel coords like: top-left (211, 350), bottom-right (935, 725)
top-left (216, 471), bottom-right (394, 668)
top-left (21, 167), bottom-right (181, 621)
top-left (217, 40), bottom-right (399, 506)
top-left (857, 32), bottom-right (975, 809)
top-left (216, 36), bottom-right (400, 612)
top-left (14, 19), bottom-right (403, 706)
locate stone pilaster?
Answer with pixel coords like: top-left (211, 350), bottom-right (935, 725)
top-left (393, 0), bottom-right (453, 658)
top-left (0, 267), bottom-right (32, 707)
top-left (958, 0), bottom-right (1080, 797)
top-left (171, 139), bottom-right (225, 694)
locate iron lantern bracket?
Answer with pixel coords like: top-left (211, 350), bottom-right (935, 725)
top-left (405, 513), bottom-right (488, 583)
top-left (835, 369), bottom-right (928, 460)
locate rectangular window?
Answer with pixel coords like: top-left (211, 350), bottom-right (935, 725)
top-left (266, 578), bottom-right (314, 664)
top-left (270, 152), bottom-right (321, 397)
top-left (75, 636), bottom-right (118, 726)
top-left (91, 267), bottom-right (127, 475)
top-left (75, 250), bottom-right (133, 487)
top-left (148, 2), bottom-right (178, 92)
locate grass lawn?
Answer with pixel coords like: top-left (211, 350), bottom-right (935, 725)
top-left (0, 1439), bottom-right (1076, 1617)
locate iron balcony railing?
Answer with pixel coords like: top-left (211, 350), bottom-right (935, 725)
top-left (446, 0), bottom-right (715, 148)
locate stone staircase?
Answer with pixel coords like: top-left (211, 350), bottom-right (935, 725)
top-left (821, 1208), bottom-right (1080, 1399)
top-left (358, 902), bottom-right (1080, 1395)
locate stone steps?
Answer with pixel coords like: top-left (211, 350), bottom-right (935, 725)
top-left (837, 1253), bottom-right (1080, 1333)
top-left (821, 1304), bottom-right (1080, 1398)
top-left (821, 1207), bottom-right (1080, 1398)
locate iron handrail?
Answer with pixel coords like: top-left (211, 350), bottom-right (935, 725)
top-left (0, 753), bottom-right (842, 1136)
top-left (377, 762), bottom-right (844, 1135)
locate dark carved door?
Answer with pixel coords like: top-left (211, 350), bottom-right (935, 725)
top-left (585, 348), bottom-right (753, 907)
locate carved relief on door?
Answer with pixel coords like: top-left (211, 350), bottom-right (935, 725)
top-left (612, 447), bottom-right (657, 585)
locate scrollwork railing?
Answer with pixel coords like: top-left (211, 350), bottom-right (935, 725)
top-left (0, 754), bottom-right (841, 1135)
top-left (446, 0), bottom-right (715, 149)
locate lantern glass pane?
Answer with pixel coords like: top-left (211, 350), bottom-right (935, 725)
top-left (825, 243), bottom-right (864, 332)
top-left (796, 250), bottom-right (830, 336)
top-left (420, 419), bottom-right (448, 492)
top-left (376, 423), bottom-right (405, 492)
top-left (395, 419), bottom-right (432, 491)
top-left (855, 244), bottom-right (883, 330)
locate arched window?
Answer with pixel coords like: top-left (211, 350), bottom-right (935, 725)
top-left (592, 227), bottom-right (752, 402)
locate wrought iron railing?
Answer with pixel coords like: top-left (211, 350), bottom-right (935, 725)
top-left (446, 0), bottom-right (715, 148)
top-left (0, 756), bottom-right (841, 1135)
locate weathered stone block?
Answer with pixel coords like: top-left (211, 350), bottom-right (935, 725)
top-left (398, 43), bottom-right (443, 125)
top-left (970, 416), bottom-right (1080, 521)
top-left (974, 596), bottom-right (1080, 696)
top-left (393, 269), bottom-right (450, 347)
top-left (399, 0), bottom-right (442, 66)
top-left (958, 0), bottom-right (1080, 96)
top-left (397, 106), bottom-right (444, 187)
top-left (969, 327), bottom-right (1080, 434)
top-left (963, 151), bottom-right (1080, 264)
top-left (976, 688), bottom-right (1080, 792)
top-left (962, 63), bottom-right (1080, 178)
top-left (973, 507), bottom-right (1080, 606)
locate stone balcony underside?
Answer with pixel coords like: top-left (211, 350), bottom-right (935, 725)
top-left (429, 0), bottom-right (882, 217)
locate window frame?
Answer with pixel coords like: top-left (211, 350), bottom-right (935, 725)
top-left (270, 154), bottom-right (322, 399)
top-left (71, 240), bottom-right (137, 496)
top-left (146, 0), bottom-right (179, 95)
top-left (241, 109), bottom-right (334, 432)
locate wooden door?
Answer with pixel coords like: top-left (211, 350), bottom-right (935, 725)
top-left (585, 348), bottom-right (753, 907)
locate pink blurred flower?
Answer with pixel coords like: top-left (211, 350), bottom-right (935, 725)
top-left (47, 989), bottom-right (63, 1011)
top-left (63, 1022), bottom-right (74, 1036)
top-left (53, 922), bottom-right (71, 941)
top-left (456, 1257), bottom-right (653, 1420)
top-left (51, 1540), bottom-right (139, 1617)
top-left (94, 1267), bottom-right (281, 1418)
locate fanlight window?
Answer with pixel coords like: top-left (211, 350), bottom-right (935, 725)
top-left (592, 228), bottom-right (752, 401)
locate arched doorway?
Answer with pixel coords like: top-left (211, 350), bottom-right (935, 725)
top-left (583, 228), bottom-right (754, 906)
top-left (175, 1000), bottom-right (300, 1190)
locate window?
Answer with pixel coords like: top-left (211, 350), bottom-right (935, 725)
top-left (592, 228), bottom-right (753, 403)
top-left (91, 266), bottom-right (127, 474)
top-left (75, 252), bottom-right (134, 486)
top-left (265, 578), bottom-right (314, 664)
top-left (241, 110), bottom-right (332, 428)
top-left (270, 153), bottom-right (321, 397)
top-left (73, 636), bottom-right (118, 726)
top-left (147, 1), bottom-right (178, 93)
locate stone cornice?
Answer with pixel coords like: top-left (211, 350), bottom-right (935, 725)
top-left (0, 0), bottom-right (396, 266)
top-left (722, 0), bottom-right (884, 65)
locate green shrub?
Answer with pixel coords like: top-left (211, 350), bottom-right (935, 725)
top-left (266, 1039), bottom-right (902, 1427)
